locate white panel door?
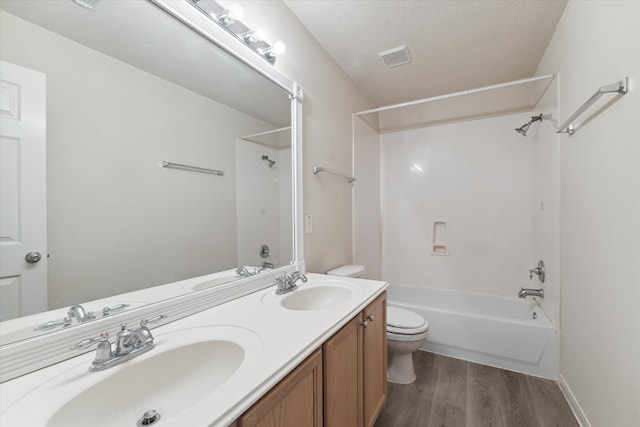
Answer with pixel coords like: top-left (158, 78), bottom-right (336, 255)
top-left (0, 60), bottom-right (47, 321)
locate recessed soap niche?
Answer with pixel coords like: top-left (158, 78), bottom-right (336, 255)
top-left (431, 220), bottom-right (449, 256)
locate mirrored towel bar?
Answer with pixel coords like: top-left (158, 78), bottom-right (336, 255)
top-left (162, 161), bottom-right (224, 176)
top-left (313, 165), bottom-right (356, 183)
top-left (556, 77), bottom-right (628, 135)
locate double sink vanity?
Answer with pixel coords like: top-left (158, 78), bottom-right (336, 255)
top-left (0, 273), bottom-right (389, 426)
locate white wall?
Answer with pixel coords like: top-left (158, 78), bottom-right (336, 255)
top-left (536, 1), bottom-right (640, 425)
top-left (379, 113), bottom-right (534, 296)
top-left (0, 11), bottom-right (277, 308)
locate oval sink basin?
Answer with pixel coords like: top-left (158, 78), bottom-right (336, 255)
top-left (280, 285), bottom-right (353, 311)
top-left (2, 326), bottom-right (261, 427)
top-left (48, 341), bottom-right (241, 426)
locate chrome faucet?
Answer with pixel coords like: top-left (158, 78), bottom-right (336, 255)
top-left (67, 304), bottom-right (96, 323)
top-left (275, 271), bottom-right (308, 295)
top-left (261, 261), bottom-right (275, 270)
top-left (518, 288), bottom-right (544, 299)
top-left (236, 266), bottom-right (259, 278)
top-left (70, 315), bottom-right (166, 371)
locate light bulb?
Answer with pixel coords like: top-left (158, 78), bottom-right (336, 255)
top-left (226, 3), bottom-right (244, 21)
top-left (271, 41), bottom-right (286, 56)
top-left (245, 28), bottom-right (268, 44)
top-left (214, 3), bottom-right (244, 25)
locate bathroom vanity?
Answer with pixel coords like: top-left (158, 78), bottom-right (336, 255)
top-left (0, 274), bottom-right (388, 426)
top-left (236, 290), bottom-right (387, 427)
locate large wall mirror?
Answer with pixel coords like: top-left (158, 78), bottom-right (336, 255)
top-left (0, 0), bottom-right (302, 375)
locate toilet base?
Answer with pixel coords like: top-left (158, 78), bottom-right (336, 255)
top-left (387, 352), bottom-right (418, 384)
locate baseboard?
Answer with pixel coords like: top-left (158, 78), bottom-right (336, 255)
top-left (559, 374), bottom-right (591, 427)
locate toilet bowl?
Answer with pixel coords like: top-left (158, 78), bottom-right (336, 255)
top-left (386, 306), bottom-right (429, 384)
top-left (326, 265), bottom-right (429, 384)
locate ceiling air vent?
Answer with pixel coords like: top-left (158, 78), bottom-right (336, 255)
top-left (378, 45), bottom-right (412, 68)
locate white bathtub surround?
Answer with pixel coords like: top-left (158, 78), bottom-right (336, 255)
top-left (0, 274), bottom-right (388, 426)
top-left (531, 81), bottom-right (560, 329)
top-left (379, 112), bottom-right (535, 297)
top-left (387, 283), bottom-right (558, 379)
top-left (235, 137), bottom-right (292, 268)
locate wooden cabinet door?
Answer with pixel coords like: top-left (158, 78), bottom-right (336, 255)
top-left (362, 292), bottom-right (387, 427)
top-left (239, 349), bottom-right (323, 427)
top-left (323, 314), bottom-right (363, 427)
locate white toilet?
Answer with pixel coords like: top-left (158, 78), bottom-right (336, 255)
top-left (326, 265), bottom-right (429, 384)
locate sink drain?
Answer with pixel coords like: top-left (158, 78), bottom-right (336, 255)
top-left (137, 410), bottom-right (161, 426)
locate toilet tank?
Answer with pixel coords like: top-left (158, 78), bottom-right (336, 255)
top-left (326, 264), bottom-right (365, 278)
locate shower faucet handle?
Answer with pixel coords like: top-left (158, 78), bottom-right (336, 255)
top-left (528, 260), bottom-right (545, 283)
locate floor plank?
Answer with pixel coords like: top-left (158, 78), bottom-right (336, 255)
top-left (375, 351), bottom-right (579, 427)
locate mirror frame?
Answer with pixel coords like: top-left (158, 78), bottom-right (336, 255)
top-left (0, 0), bottom-right (304, 383)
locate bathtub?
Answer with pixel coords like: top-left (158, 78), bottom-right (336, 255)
top-left (386, 283), bottom-right (558, 379)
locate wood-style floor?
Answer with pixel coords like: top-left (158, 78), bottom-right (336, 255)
top-left (375, 351), bottom-right (579, 427)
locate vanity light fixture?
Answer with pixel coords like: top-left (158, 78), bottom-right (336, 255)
top-left (211, 2), bottom-right (244, 26)
top-left (72, 0), bottom-right (101, 10)
top-left (261, 41), bottom-right (287, 61)
top-left (243, 28), bottom-right (267, 44)
top-left (189, 0), bottom-right (285, 65)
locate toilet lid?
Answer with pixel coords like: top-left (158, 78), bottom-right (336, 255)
top-left (387, 306), bottom-right (428, 334)
top-left (326, 264), bottom-right (364, 277)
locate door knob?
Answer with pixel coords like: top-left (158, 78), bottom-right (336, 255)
top-left (25, 252), bottom-right (42, 263)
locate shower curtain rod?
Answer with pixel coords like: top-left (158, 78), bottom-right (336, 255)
top-left (240, 126), bottom-right (291, 140)
top-left (355, 73), bottom-right (557, 116)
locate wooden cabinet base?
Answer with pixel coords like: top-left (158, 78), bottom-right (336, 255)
top-left (324, 291), bottom-right (387, 427)
top-left (238, 349), bottom-right (323, 427)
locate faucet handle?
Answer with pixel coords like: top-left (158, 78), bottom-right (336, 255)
top-left (71, 332), bottom-right (113, 363)
top-left (140, 314), bottom-right (167, 327)
top-left (102, 303), bottom-right (130, 316)
top-left (528, 260), bottom-right (545, 283)
top-left (70, 332), bottom-right (110, 350)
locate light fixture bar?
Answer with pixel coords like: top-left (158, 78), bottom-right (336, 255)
top-left (188, 0), bottom-right (283, 65)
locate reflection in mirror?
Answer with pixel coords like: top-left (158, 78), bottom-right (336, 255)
top-left (0, 0), bottom-right (292, 346)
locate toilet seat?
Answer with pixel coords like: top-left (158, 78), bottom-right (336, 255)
top-left (387, 329), bottom-right (429, 342)
top-left (386, 306), bottom-right (429, 335)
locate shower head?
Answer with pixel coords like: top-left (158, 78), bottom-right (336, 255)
top-left (262, 155), bottom-right (276, 167)
top-left (515, 113), bottom-right (552, 137)
top-left (515, 122), bottom-right (532, 136)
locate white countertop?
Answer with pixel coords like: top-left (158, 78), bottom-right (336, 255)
top-left (0, 273), bottom-right (388, 427)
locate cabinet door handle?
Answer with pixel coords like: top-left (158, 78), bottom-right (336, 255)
top-left (360, 320), bottom-right (369, 328)
top-left (367, 314), bottom-right (374, 322)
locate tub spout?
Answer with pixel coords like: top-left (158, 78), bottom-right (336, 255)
top-left (518, 288), bottom-right (544, 299)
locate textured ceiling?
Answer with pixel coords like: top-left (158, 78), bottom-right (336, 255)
top-left (284, 0), bottom-right (567, 107)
